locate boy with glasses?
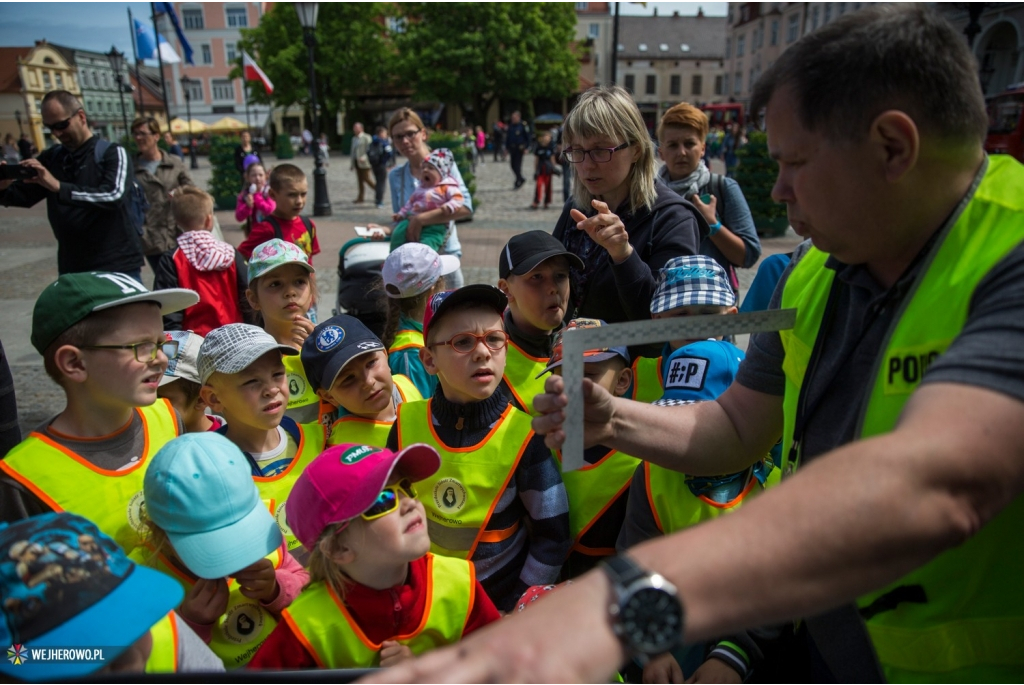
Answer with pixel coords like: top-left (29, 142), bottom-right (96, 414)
top-left (0, 90), bottom-right (145, 278)
top-left (0, 272), bottom-right (198, 561)
top-left (387, 285), bottom-right (571, 612)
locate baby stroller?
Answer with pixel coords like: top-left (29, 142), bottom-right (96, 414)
top-left (334, 238), bottom-right (390, 338)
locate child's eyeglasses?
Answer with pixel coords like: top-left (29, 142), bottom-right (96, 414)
top-left (81, 339), bottom-right (180, 363)
top-left (429, 330), bottom-right (508, 354)
top-left (333, 480), bottom-right (417, 536)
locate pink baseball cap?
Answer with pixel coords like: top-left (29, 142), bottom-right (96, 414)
top-left (285, 443), bottom-right (441, 550)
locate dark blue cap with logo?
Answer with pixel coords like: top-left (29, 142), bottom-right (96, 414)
top-left (300, 315), bottom-right (386, 393)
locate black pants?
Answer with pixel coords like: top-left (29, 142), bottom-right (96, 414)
top-left (372, 164), bottom-right (388, 206)
top-left (509, 148), bottom-right (525, 186)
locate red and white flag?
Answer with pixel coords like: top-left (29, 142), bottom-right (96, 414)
top-left (242, 50), bottom-right (274, 94)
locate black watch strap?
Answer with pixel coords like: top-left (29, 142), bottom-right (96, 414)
top-left (601, 554), bottom-right (648, 590)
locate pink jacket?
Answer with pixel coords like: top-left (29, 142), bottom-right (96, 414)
top-left (235, 186), bottom-right (276, 224)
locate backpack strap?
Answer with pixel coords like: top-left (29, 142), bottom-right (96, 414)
top-left (299, 216), bottom-right (314, 243)
top-left (266, 216), bottom-right (284, 240)
top-left (94, 139), bottom-right (111, 166)
top-left (711, 172), bottom-right (727, 220)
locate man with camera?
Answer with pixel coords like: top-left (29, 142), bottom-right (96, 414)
top-left (0, 91), bottom-right (143, 279)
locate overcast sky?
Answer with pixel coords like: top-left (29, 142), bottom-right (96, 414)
top-left (0, 2), bottom-right (729, 58)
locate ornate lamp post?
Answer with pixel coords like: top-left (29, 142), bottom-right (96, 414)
top-left (180, 76), bottom-right (199, 170)
top-left (295, 2), bottom-right (332, 216)
top-left (14, 110), bottom-right (22, 136)
top-left (106, 47), bottom-right (130, 141)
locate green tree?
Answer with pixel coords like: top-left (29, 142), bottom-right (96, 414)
top-left (235, 3), bottom-right (396, 141)
top-left (394, 3), bottom-right (580, 125)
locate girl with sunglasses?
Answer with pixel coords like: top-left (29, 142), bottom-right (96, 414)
top-left (249, 442), bottom-right (500, 670)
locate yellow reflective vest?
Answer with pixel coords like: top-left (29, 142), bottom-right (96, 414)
top-left (502, 341), bottom-right (549, 415)
top-left (327, 375), bottom-right (421, 448)
top-left (0, 400), bottom-right (179, 559)
top-left (144, 612), bottom-right (178, 673)
top-left (281, 553), bottom-right (472, 668)
top-left (149, 546), bottom-right (283, 670)
top-left (390, 328), bottom-right (424, 353)
top-left (779, 155), bottom-right (1024, 682)
top-left (397, 400), bottom-right (533, 559)
top-left (630, 356), bottom-right (664, 403)
top-left (556, 447), bottom-right (640, 558)
top-left (283, 354), bottom-right (322, 424)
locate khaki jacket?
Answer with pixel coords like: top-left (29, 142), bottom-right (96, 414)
top-left (135, 150), bottom-right (193, 255)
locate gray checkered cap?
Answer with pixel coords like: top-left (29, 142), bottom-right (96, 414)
top-left (198, 324), bottom-right (298, 383)
top-left (650, 255), bottom-right (736, 314)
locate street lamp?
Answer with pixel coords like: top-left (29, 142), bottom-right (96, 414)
top-left (180, 76), bottom-right (199, 170)
top-left (295, 2), bottom-right (332, 216)
top-left (106, 47), bottom-right (130, 142)
top-left (14, 110), bottom-right (22, 136)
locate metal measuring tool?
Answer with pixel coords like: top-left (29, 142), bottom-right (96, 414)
top-left (559, 309), bottom-right (797, 471)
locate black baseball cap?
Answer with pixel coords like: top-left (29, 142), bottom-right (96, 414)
top-left (300, 315), bottom-right (385, 393)
top-left (499, 230), bottom-right (585, 279)
top-left (422, 285), bottom-right (508, 344)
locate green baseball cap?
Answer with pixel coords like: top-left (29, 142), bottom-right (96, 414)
top-left (31, 272), bottom-right (200, 354)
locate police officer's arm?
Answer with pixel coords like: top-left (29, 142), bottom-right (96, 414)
top-left (533, 374), bottom-right (780, 477)
top-left (367, 382), bottom-right (1024, 684)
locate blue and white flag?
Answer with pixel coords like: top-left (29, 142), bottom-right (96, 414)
top-left (133, 18), bottom-right (181, 64)
top-left (156, 2), bottom-right (194, 66)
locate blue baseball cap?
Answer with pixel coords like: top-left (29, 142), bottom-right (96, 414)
top-left (654, 340), bottom-right (744, 405)
top-left (301, 315), bottom-right (386, 394)
top-left (143, 432), bottom-right (282, 579)
top-left (0, 512), bottom-right (183, 681)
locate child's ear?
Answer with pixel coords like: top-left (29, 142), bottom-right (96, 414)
top-left (203, 214), bottom-right (214, 231)
top-left (54, 345), bottom-right (88, 384)
top-left (193, 392), bottom-right (209, 412)
top-left (199, 385), bottom-right (223, 414)
top-left (320, 534), bottom-right (356, 566)
top-left (316, 388), bottom-right (339, 407)
top-left (496, 278), bottom-right (512, 301)
top-left (613, 366), bottom-right (634, 398)
top-left (267, 187), bottom-right (278, 201)
top-left (245, 288), bottom-right (260, 311)
top-left (419, 346), bottom-right (439, 376)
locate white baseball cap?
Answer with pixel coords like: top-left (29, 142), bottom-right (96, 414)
top-left (197, 324), bottom-right (297, 383)
top-left (382, 243), bottom-right (460, 299)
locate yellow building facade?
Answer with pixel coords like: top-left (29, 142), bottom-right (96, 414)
top-left (17, 42), bottom-right (81, 153)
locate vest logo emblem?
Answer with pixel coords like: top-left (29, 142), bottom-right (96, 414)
top-left (287, 373), bottom-right (306, 402)
top-left (339, 444), bottom-right (380, 465)
top-left (433, 478), bottom-right (467, 514)
top-left (664, 356), bottom-right (708, 391)
top-left (274, 502), bottom-right (293, 538)
top-left (222, 602), bottom-right (265, 644)
top-left (316, 325), bottom-right (345, 352)
top-left (126, 490), bottom-right (146, 534)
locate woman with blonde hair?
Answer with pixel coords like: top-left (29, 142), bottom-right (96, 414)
top-left (552, 86), bottom-right (705, 326)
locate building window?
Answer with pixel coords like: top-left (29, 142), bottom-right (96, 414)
top-left (838, 3), bottom-right (846, 15)
top-left (714, 74), bottom-right (724, 95)
top-left (55, 73), bottom-right (64, 89)
top-left (787, 14), bottom-right (799, 42)
top-left (812, 6), bottom-right (820, 30)
top-left (725, 38), bottom-right (731, 58)
top-left (201, 44), bottom-right (212, 65)
top-left (182, 8), bottom-right (204, 30)
top-left (386, 17), bottom-right (406, 33)
top-left (824, 5), bottom-right (832, 23)
top-left (226, 7), bottom-right (248, 27)
top-left (624, 74), bottom-right (635, 93)
top-left (771, 19), bottom-right (779, 45)
top-left (681, 43), bottom-right (690, 52)
top-left (226, 42), bottom-right (237, 64)
top-left (639, 43), bottom-right (648, 52)
top-left (576, 2), bottom-right (588, 10)
top-left (43, 72), bottom-right (52, 89)
top-left (645, 74), bottom-right (656, 94)
top-left (588, 23), bottom-right (599, 38)
top-left (853, 2), bottom-right (861, 10)
top-left (617, 44), bottom-right (624, 52)
top-left (185, 79), bottom-right (203, 101)
top-left (734, 72), bottom-right (742, 94)
top-left (737, 35), bottom-right (745, 57)
top-left (211, 79), bottom-right (234, 101)
top-left (670, 74), bottom-right (681, 95)
top-left (691, 74), bottom-right (703, 95)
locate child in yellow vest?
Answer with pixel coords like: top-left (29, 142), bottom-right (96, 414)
top-left (0, 272), bottom-right (197, 559)
top-left (386, 285), bottom-right (572, 612)
top-left (536, 318), bottom-right (639, 579)
top-left (197, 324), bottom-right (327, 558)
top-left (496, 230), bottom-right (584, 414)
top-left (629, 255), bottom-right (740, 403)
top-left (301, 314), bottom-right (422, 448)
top-left (381, 242), bottom-right (460, 399)
top-left (156, 330), bottom-right (225, 433)
top-left (0, 512), bottom-right (224, 679)
top-left (142, 432), bottom-right (309, 670)
top-left (248, 442), bottom-right (500, 669)
top-left (245, 238), bottom-right (322, 424)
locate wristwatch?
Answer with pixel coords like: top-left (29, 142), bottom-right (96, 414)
top-left (600, 554), bottom-right (685, 662)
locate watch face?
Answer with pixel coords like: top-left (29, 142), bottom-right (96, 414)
top-left (621, 587), bottom-right (683, 654)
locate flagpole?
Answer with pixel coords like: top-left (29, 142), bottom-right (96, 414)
top-left (151, 1), bottom-right (172, 127)
top-left (242, 59), bottom-right (251, 133)
top-left (128, 8), bottom-right (144, 116)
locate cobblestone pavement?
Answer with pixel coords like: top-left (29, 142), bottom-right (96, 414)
top-left (0, 148), bottom-right (800, 432)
